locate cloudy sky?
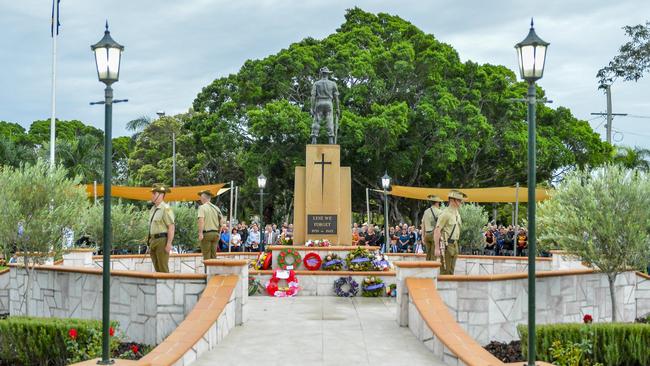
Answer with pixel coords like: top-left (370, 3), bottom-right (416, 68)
top-left (2, 0), bottom-right (649, 148)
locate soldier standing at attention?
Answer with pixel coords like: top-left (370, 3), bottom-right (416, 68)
top-left (434, 190), bottom-right (467, 275)
top-left (310, 67), bottom-right (340, 144)
top-left (148, 183), bottom-right (175, 273)
top-left (421, 195), bottom-right (444, 261)
top-left (197, 189), bottom-right (224, 259)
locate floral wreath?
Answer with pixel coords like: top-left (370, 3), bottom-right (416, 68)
top-left (372, 252), bottom-right (392, 271)
top-left (346, 247), bottom-right (376, 271)
top-left (334, 276), bottom-right (359, 297)
top-left (266, 268), bottom-right (300, 297)
top-left (254, 251), bottom-right (272, 270)
top-left (280, 237), bottom-right (293, 246)
top-left (322, 252), bottom-right (344, 271)
top-left (305, 239), bottom-right (331, 247)
top-left (277, 248), bottom-right (302, 269)
top-left (361, 276), bottom-right (385, 297)
top-left (303, 252), bottom-right (322, 271)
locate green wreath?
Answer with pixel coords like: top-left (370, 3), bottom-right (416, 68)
top-left (346, 247), bottom-right (376, 271)
top-left (277, 248), bottom-right (302, 269)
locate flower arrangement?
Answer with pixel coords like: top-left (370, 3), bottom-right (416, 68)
top-left (303, 252), bottom-right (322, 271)
top-left (254, 251), bottom-right (272, 270)
top-left (346, 247), bottom-right (376, 271)
top-left (386, 283), bottom-right (397, 297)
top-left (249, 276), bottom-right (263, 296)
top-left (305, 239), bottom-right (331, 247)
top-left (277, 248), bottom-right (302, 269)
top-left (583, 314), bottom-right (593, 324)
top-left (321, 252), bottom-right (344, 271)
top-left (372, 252), bottom-right (392, 271)
top-left (362, 276), bottom-right (385, 297)
top-left (266, 269), bottom-right (300, 297)
top-left (280, 237), bottom-right (294, 246)
top-left (334, 276), bottom-right (359, 297)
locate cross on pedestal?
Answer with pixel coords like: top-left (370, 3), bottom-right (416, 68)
top-left (314, 153), bottom-right (332, 200)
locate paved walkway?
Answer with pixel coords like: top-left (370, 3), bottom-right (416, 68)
top-left (192, 296), bottom-right (447, 366)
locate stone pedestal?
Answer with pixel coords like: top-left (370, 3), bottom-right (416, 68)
top-left (294, 144), bottom-right (352, 245)
top-left (394, 261), bottom-right (440, 327)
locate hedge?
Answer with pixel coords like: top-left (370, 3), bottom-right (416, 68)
top-left (518, 323), bottom-right (650, 366)
top-left (0, 316), bottom-right (116, 366)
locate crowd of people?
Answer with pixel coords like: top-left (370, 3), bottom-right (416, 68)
top-left (483, 224), bottom-right (528, 256)
top-left (217, 221), bottom-right (296, 252)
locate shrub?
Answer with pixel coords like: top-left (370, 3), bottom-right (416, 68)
top-left (518, 323), bottom-right (650, 366)
top-left (459, 203), bottom-right (488, 253)
top-left (0, 316), bottom-right (119, 366)
top-left (84, 203), bottom-right (148, 253)
top-left (172, 204), bottom-right (199, 252)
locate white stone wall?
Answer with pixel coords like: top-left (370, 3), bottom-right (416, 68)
top-left (455, 257), bottom-right (552, 275)
top-left (0, 270), bottom-right (9, 314)
top-left (551, 251), bottom-right (589, 270)
top-left (637, 273), bottom-right (650, 318)
top-left (408, 296), bottom-right (461, 366)
top-left (9, 268), bottom-right (205, 345)
top-left (92, 254), bottom-right (257, 274)
top-left (249, 273), bottom-right (396, 297)
top-left (437, 271), bottom-right (638, 345)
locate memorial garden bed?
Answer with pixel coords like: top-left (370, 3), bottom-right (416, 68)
top-left (518, 322), bottom-right (650, 366)
top-left (0, 316), bottom-right (151, 365)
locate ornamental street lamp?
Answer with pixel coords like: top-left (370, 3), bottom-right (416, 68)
top-left (91, 21), bottom-right (126, 365)
top-left (257, 174), bottom-right (267, 226)
top-left (515, 18), bottom-right (548, 366)
top-left (381, 172), bottom-right (391, 253)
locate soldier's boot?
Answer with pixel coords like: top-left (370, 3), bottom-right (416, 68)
top-left (311, 135), bottom-right (317, 144)
top-left (328, 136), bottom-right (334, 144)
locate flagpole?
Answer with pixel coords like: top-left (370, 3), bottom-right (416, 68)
top-left (49, 0), bottom-right (58, 171)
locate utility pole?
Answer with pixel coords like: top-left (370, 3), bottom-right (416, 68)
top-left (591, 85), bottom-right (627, 144)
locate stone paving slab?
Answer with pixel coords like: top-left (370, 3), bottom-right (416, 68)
top-left (191, 296), bottom-right (446, 366)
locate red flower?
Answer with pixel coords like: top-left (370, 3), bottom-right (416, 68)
top-left (109, 327), bottom-right (115, 337)
top-left (130, 344), bottom-right (139, 354)
top-left (68, 328), bottom-right (78, 340)
top-left (583, 314), bottom-right (593, 324)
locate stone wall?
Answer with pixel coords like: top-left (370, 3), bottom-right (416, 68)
top-left (0, 270), bottom-right (9, 314)
top-left (92, 253), bottom-right (258, 274)
top-left (637, 273), bottom-right (650, 318)
top-left (455, 256), bottom-right (552, 275)
top-left (436, 271), bottom-right (638, 345)
top-left (8, 266), bottom-right (205, 345)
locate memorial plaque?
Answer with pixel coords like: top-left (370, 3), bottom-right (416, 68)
top-left (307, 214), bottom-right (338, 234)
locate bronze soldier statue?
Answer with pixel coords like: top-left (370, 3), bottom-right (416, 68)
top-left (310, 67), bottom-right (340, 144)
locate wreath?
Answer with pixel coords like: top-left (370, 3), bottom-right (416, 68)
top-left (333, 276), bottom-right (359, 297)
top-left (277, 248), bottom-right (302, 270)
top-left (346, 247), bottom-right (376, 271)
top-left (372, 253), bottom-right (392, 271)
top-left (321, 252), bottom-right (344, 271)
top-left (303, 252), bottom-right (322, 271)
top-left (266, 269), bottom-right (300, 297)
top-left (362, 276), bottom-right (385, 297)
top-left (254, 251), bottom-right (272, 270)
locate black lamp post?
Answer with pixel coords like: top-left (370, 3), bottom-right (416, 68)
top-left (514, 19), bottom-right (549, 366)
top-left (257, 174), bottom-right (267, 226)
top-left (381, 172), bottom-right (391, 253)
top-left (91, 21), bottom-right (124, 365)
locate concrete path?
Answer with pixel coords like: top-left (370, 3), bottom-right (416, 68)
top-left (192, 296), bottom-right (447, 366)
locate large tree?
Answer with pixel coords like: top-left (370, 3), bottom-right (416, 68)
top-left (191, 8), bottom-right (612, 223)
top-left (597, 21), bottom-right (650, 85)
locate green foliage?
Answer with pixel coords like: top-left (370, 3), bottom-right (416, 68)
top-left (549, 339), bottom-right (603, 366)
top-left (26, 119), bottom-right (103, 146)
top-left (613, 146), bottom-right (650, 172)
top-left (597, 21), bottom-right (650, 85)
top-left (84, 203), bottom-right (148, 253)
top-left (459, 203), bottom-right (489, 252)
top-left (518, 323), bottom-right (650, 366)
top-left (0, 160), bottom-right (88, 262)
top-left (538, 165), bottom-right (650, 320)
top-left (172, 204), bottom-right (199, 252)
top-left (0, 316), bottom-right (119, 366)
top-left (190, 7), bottom-right (612, 223)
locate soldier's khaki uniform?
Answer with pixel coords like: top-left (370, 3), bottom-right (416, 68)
top-left (149, 201), bottom-right (175, 273)
top-left (421, 205), bottom-right (444, 261)
top-left (198, 202), bottom-right (223, 260)
top-left (436, 206), bottom-right (461, 275)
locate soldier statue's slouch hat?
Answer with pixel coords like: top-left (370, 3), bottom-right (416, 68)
top-left (319, 66), bottom-right (332, 74)
top-left (151, 183), bottom-right (171, 194)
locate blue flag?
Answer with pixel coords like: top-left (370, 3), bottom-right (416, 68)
top-left (51, 0), bottom-right (60, 37)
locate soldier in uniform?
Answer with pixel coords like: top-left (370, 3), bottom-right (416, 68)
top-left (197, 189), bottom-right (224, 260)
top-left (421, 194), bottom-right (444, 261)
top-left (310, 67), bottom-right (340, 144)
top-left (434, 190), bottom-right (467, 275)
top-left (148, 183), bottom-right (175, 273)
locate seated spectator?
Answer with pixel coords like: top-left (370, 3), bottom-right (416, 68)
top-left (352, 227), bottom-right (360, 245)
top-left (408, 226), bottom-right (418, 253)
top-left (484, 228), bottom-right (496, 254)
top-left (516, 228), bottom-right (528, 256)
top-left (388, 227), bottom-right (398, 253)
top-left (364, 226), bottom-right (379, 247)
top-left (218, 225), bottom-right (230, 252)
top-left (245, 223), bottom-right (261, 252)
top-left (502, 227), bottom-right (515, 254)
top-left (230, 228), bottom-right (242, 252)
